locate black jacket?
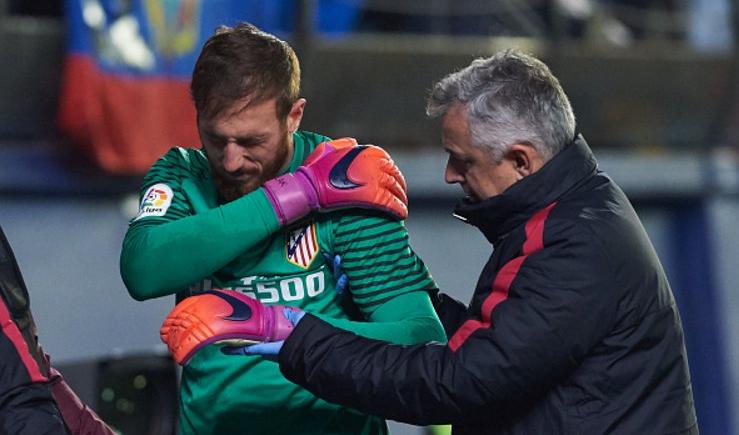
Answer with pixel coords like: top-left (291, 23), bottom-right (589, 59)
top-left (280, 136), bottom-right (698, 434)
top-left (0, 226), bottom-right (114, 435)
top-left (0, 226), bottom-right (68, 434)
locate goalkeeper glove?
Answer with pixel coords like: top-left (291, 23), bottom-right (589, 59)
top-left (262, 138), bottom-right (408, 225)
top-left (160, 289), bottom-right (302, 365)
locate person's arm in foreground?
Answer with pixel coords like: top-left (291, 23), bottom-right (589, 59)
top-left (0, 302), bottom-right (113, 435)
top-left (46, 357), bottom-right (115, 435)
top-left (279, 227), bottom-right (616, 425)
top-left (121, 184), bottom-right (281, 301)
top-left (0, 226), bottom-right (114, 435)
top-left (0, 302), bottom-right (67, 434)
top-left (120, 149), bottom-right (282, 300)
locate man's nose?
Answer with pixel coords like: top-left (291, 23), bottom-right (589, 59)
top-left (444, 159), bottom-right (463, 184)
top-left (222, 141), bottom-right (243, 173)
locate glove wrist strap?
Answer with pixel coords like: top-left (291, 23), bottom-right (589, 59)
top-left (263, 172), bottom-right (318, 225)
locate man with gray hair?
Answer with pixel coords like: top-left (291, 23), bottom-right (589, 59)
top-left (229, 49), bottom-right (699, 434)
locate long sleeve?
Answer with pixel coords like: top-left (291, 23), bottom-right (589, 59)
top-left (47, 363), bottom-right (115, 435)
top-left (0, 384), bottom-right (68, 435)
top-left (315, 290), bottom-right (446, 345)
top-left (120, 148), bottom-right (281, 300)
top-left (121, 190), bottom-right (279, 300)
top-left (312, 211), bottom-right (446, 345)
top-left (0, 300), bottom-right (67, 435)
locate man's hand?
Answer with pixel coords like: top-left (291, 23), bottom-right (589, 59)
top-left (263, 138), bottom-right (408, 225)
top-left (160, 289), bottom-right (301, 365)
top-left (221, 308), bottom-right (306, 360)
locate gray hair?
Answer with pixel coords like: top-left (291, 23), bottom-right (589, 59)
top-left (426, 49), bottom-right (576, 162)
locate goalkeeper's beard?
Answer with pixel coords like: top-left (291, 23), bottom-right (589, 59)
top-left (211, 133), bottom-right (291, 203)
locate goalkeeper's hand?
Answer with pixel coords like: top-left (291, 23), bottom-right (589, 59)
top-left (160, 289), bottom-right (302, 365)
top-left (262, 138), bottom-right (408, 225)
top-left (323, 252), bottom-right (349, 295)
top-left (222, 254), bottom-right (343, 361)
top-left (221, 308), bottom-right (305, 361)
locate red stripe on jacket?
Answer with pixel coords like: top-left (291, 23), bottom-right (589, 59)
top-left (448, 202), bottom-right (557, 352)
top-left (0, 299), bottom-right (46, 382)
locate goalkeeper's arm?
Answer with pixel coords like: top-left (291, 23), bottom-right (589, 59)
top-left (315, 291), bottom-right (446, 345)
top-left (319, 210), bottom-right (447, 345)
top-left (122, 139), bottom-right (407, 301)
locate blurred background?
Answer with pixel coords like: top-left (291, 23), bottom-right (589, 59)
top-left (0, 0), bottom-right (738, 433)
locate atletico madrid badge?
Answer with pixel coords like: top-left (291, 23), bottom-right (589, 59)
top-left (286, 223), bottom-right (319, 269)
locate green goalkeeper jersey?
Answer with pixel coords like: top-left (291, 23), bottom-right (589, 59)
top-left (120, 131), bottom-right (446, 435)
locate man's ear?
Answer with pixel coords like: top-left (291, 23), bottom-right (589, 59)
top-left (508, 143), bottom-right (545, 177)
top-left (286, 98), bottom-right (306, 133)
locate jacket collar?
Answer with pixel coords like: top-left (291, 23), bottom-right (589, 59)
top-left (453, 134), bottom-right (597, 243)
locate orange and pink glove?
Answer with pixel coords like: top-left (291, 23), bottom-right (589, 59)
top-left (263, 138), bottom-right (408, 225)
top-left (160, 289), bottom-right (301, 365)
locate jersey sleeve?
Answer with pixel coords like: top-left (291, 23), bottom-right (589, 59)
top-left (313, 212), bottom-right (445, 345)
top-left (332, 212), bottom-right (439, 316)
top-left (315, 290), bottom-right (446, 345)
top-left (120, 148), bottom-right (281, 301)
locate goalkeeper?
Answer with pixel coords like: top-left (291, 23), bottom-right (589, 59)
top-left (120, 22), bottom-right (446, 435)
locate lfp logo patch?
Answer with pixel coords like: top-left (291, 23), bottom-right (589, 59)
top-left (136, 183), bottom-right (174, 220)
top-left (286, 223), bottom-right (319, 269)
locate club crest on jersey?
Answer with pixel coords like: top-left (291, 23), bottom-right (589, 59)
top-left (135, 183), bottom-right (173, 220)
top-left (286, 223), bottom-right (319, 269)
